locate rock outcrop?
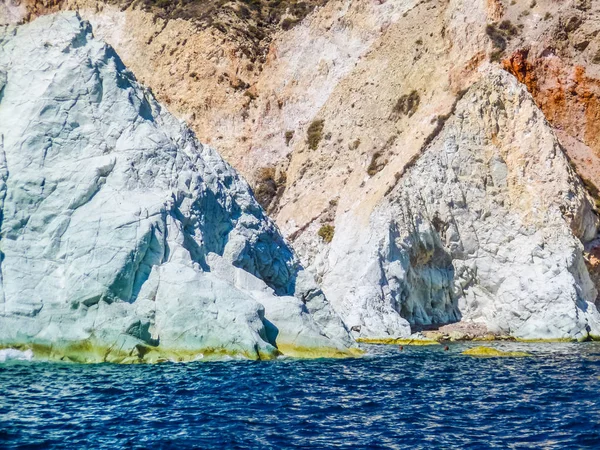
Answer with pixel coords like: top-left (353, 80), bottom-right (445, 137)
top-left (322, 70), bottom-right (600, 341)
top-left (0, 13), bottom-right (354, 362)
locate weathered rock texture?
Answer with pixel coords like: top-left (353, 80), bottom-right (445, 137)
top-left (4, 0), bottom-right (600, 341)
top-left (322, 70), bottom-right (600, 340)
top-left (0, 13), bottom-right (354, 362)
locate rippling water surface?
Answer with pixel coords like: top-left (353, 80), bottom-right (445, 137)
top-left (1, 342), bottom-right (600, 449)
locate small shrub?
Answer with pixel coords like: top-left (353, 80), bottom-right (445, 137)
top-left (213, 22), bottom-right (227, 34)
top-left (230, 78), bottom-right (250, 91)
top-left (485, 24), bottom-right (507, 52)
top-left (580, 175), bottom-right (600, 209)
top-left (254, 167), bottom-right (286, 211)
top-left (318, 225), bottom-right (335, 243)
top-left (285, 130), bottom-right (294, 145)
top-left (349, 139), bottom-right (361, 150)
top-left (391, 90), bottom-right (420, 119)
top-left (382, 135), bottom-right (397, 152)
top-left (498, 20), bottom-right (518, 37)
top-left (367, 152), bottom-right (388, 176)
top-left (576, 0), bottom-right (591, 11)
top-left (529, 0), bottom-right (536, 7)
top-left (485, 21), bottom-right (521, 61)
top-left (574, 40), bottom-right (590, 51)
top-left (544, 12), bottom-right (553, 20)
top-left (238, 5), bottom-right (250, 19)
top-left (281, 17), bottom-right (298, 30)
top-left (307, 119), bottom-right (325, 150)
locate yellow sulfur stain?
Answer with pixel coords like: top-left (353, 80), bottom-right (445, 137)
top-left (1, 340), bottom-right (363, 363)
top-left (462, 346), bottom-right (532, 357)
top-left (356, 337), bottom-right (440, 346)
top-left (276, 344), bottom-right (364, 359)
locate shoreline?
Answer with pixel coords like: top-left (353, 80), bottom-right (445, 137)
top-left (356, 321), bottom-right (600, 345)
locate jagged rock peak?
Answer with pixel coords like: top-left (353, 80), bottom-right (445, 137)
top-left (0, 12), bottom-right (355, 362)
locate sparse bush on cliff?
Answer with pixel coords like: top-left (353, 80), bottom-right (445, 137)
top-left (576, 0), bottom-right (591, 11)
top-left (139, 0), bottom-right (326, 34)
top-left (564, 16), bottom-right (583, 33)
top-left (580, 175), bottom-right (600, 210)
top-left (281, 17), bottom-right (299, 30)
top-left (391, 91), bottom-right (420, 119)
top-left (136, 0), bottom-right (329, 67)
top-left (486, 24), bottom-right (507, 51)
top-left (574, 40), bottom-right (590, 51)
top-left (318, 225), bottom-right (335, 243)
top-left (486, 21), bottom-right (519, 62)
top-left (367, 152), bottom-right (388, 176)
top-left (498, 20), bottom-right (518, 37)
top-left (230, 78), bottom-right (250, 91)
top-left (307, 119), bottom-right (325, 150)
top-left (254, 167), bottom-right (287, 212)
top-left (244, 89), bottom-right (257, 101)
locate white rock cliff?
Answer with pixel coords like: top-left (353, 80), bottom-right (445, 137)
top-left (317, 70), bottom-right (600, 341)
top-left (0, 13), bottom-right (354, 362)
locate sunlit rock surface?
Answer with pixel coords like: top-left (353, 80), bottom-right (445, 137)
top-left (0, 13), bottom-right (354, 362)
top-left (321, 71), bottom-right (600, 341)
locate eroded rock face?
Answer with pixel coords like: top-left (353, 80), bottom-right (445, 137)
top-left (0, 13), bottom-right (353, 362)
top-left (320, 70), bottom-right (600, 341)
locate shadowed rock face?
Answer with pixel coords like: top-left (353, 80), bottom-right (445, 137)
top-left (0, 13), bottom-right (353, 362)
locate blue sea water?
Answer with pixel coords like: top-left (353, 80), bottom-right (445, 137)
top-left (1, 342), bottom-right (600, 449)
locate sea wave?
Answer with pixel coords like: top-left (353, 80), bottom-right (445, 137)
top-left (0, 348), bottom-right (33, 363)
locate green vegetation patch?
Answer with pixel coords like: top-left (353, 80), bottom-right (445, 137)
top-left (254, 166), bottom-right (287, 212)
top-left (391, 90), bottom-right (420, 119)
top-left (318, 224), bottom-right (335, 243)
top-left (307, 119), bottom-right (325, 150)
top-left (485, 21), bottom-right (519, 62)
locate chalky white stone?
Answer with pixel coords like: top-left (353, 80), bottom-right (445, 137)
top-left (0, 13), bottom-right (353, 361)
